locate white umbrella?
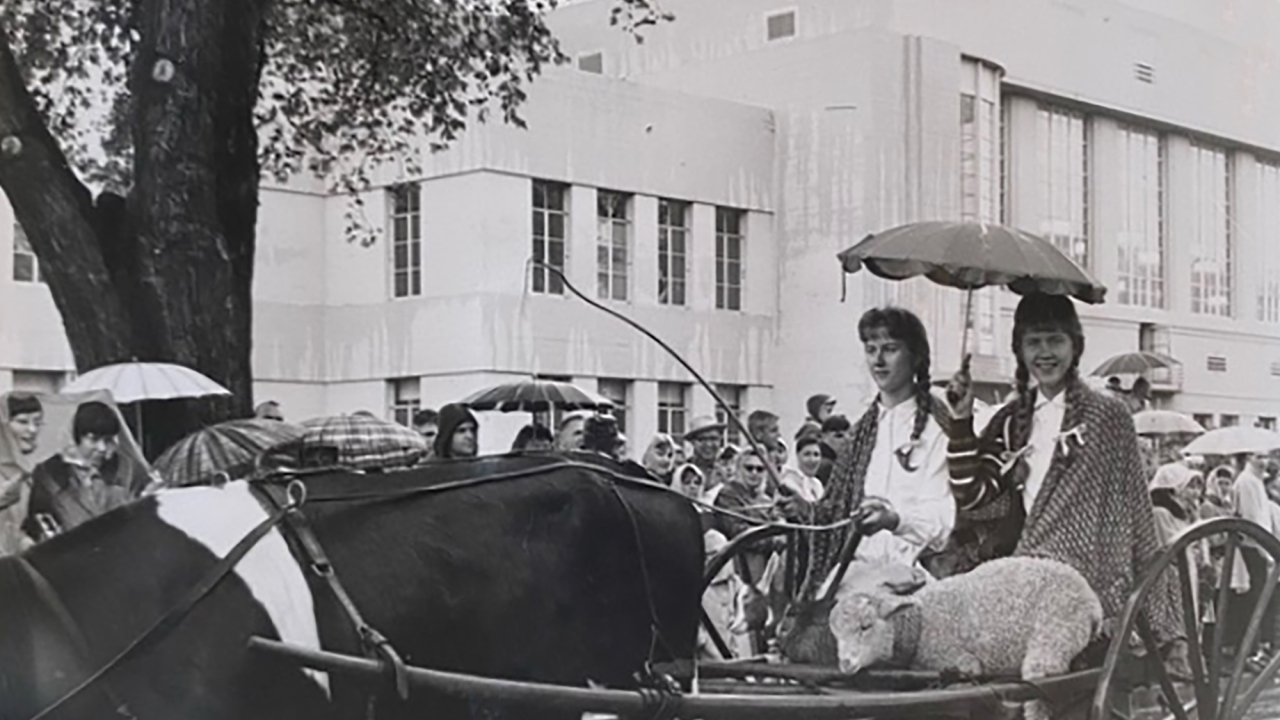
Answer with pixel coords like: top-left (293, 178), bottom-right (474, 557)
top-left (1132, 410), bottom-right (1205, 436)
top-left (1180, 426), bottom-right (1280, 457)
top-left (61, 361), bottom-right (231, 455)
top-left (61, 361), bottom-right (230, 404)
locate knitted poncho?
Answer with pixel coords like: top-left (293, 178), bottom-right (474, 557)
top-left (945, 383), bottom-right (1182, 643)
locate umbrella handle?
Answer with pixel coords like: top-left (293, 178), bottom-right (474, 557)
top-left (960, 287), bottom-right (974, 359)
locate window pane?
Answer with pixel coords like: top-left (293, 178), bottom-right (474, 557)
top-left (13, 254), bottom-right (34, 282)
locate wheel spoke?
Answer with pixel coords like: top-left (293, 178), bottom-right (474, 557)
top-left (1209, 530), bottom-right (1242, 710)
top-left (1223, 552), bottom-right (1280, 715)
top-left (1229, 647), bottom-right (1280, 720)
top-left (1136, 614), bottom-right (1192, 720)
top-left (1175, 550), bottom-right (1213, 719)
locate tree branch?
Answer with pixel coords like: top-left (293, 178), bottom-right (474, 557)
top-left (0, 18), bottom-right (134, 368)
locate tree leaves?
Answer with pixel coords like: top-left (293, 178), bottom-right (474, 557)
top-left (3, 0), bottom-right (672, 200)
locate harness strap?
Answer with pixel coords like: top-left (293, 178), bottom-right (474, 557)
top-left (16, 558), bottom-right (136, 719)
top-left (27, 497), bottom-right (297, 720)
top-left (257, 483), bottom-right (410, 708)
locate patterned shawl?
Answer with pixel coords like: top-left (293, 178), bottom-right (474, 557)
top-left (958, 383), bottom-right (1183, 642)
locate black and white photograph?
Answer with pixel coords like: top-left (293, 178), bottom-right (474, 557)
top-left (2, 1), bottom-right (1280, 718)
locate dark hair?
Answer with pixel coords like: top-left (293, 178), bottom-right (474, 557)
top-left (412, 408), bottom-right (439, 426)
top-left (858, 306), bottom-right (934, 444)
top-left (796, 434), bottom-right (822, 453)
top-left (821, 414), bottom-right (851, 433)
top-left (73, 401), bottom-right (120, 442)
top-left (511, 423), bottom-right (553, 451)
top-left (582, 415), bottom-right (619, 454)
top-left (805, 394), bottom-right (833, 419)
top-left (433, 403), bottom-right (478, 458)
top-left (1009, 294), bottom-right (1086, 454)
top-left (6, 393), bottom-right (41, 418)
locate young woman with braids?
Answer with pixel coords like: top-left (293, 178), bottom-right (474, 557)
top-left (942, 292), bottom-right (1183, 661)
top-left (784, 307), bottom-right (955, 600)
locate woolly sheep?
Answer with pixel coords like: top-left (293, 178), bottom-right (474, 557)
top-left (830, 556), bottom-right (1102, 720)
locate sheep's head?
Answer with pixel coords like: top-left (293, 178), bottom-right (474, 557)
top-left (829, 593), bottom-right (913, 674)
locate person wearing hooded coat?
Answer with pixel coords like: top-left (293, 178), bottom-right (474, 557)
top-left (433, 403), bottom-right (479, 459)
top-left (0, 392), bottom-right (42, 555)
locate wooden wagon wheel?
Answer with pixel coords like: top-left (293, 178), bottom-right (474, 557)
top-left (1093, 518), bottom-right (1280, 720)
top-left (701, 523), bottom-right (795, 660)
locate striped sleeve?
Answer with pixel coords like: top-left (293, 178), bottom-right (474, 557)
top-left (945, 415), bottom-right (1004, 512)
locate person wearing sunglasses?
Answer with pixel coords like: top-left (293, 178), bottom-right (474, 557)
top-left (713, 448), bottom-right (785, 586)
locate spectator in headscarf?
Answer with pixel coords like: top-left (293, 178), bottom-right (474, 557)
top-left (642, 433), bottom-right (677, 484)
top-left (25, 401), bottom-right (134, 540)
top-left (511, 423), bottom-right (554, 451)
top-left (434, 404), bottom-right (479, 459)
top-left (780, 434), bottom-right (824, 504)
top-left (672, 463), bottom-right (706, 501)
top-left (555, 411), bottom-right (592, 452)
top-left (0, 393), bottom-right (42, 554)
top-left (805, 394), bottom-right (837, 425)
top-left (254, 400), bottom-right (285, 422)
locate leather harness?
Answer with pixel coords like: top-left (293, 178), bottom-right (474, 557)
top-left (16, 458), bottom-right (679, 720)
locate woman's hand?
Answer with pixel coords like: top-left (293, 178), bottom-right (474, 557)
top-left (856, 497), bottom-right (900, 535)
top-left (944, 353), bottom-right (974, 421)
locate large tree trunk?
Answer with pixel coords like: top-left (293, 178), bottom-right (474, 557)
top-left (0, 1), bottom-right (270, 456)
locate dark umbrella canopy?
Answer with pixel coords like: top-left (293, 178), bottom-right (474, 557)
top-left (261, 414), bottom-right (429, 472)
top-left (154, 418), bottom-right (304, 487)
top-left (838, 221), bottom-right (1107, 304)
top-left (1091, 351), bottom-right (1179, 377)
top-left (461, 379), bottom-right (613, 413)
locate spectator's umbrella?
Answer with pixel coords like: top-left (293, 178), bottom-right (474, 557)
top-left (259, 413), bottom-right (429, 472)
top-left (60, 361), bottom-right (232, 454)
top-left (1131, 410), bottom-right (1205, 437)
top-left (60, 361), bottom-right (232, 404)
top-left (1181, 426), bottom-right (1280, 456)
top-left (1091, 351), bottom-right (1179, 377)
top-left (153, 418), bottom-right (305, 487)
top-left (460, 379), bottom-right (614, 413)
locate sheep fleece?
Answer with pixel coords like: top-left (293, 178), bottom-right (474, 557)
top-left (862, 557), bottom-right (1100, 676)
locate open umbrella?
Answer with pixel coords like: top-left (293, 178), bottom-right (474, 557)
top-left (461, 379), bottom-right (613, 413)
top-left (60, 361), bottom-right (231, 404)
top-left (838, 221), bottom-right (1107, 304)
top-left (1132, 410), bottom-right (1205, 437)
top-left (1181, 426), bottom-right (1280, 456)
top-left (261, 413), bottom-right (428, 472)
top-left (1092, 351), bottom-right (1179, 377)
top-left (154, 418), bottom-right (305, 487)
top-left (60, 361), bottom-right (232, 455)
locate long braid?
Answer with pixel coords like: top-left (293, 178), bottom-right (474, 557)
top-left (1010, 360), bottom-right (1037, 453)
top-left (910, 361), bottom-right (932, 443)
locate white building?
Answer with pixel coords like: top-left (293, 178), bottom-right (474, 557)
top-left (5, 0), bottom-right (1280, 452)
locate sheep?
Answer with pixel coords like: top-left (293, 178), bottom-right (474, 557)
top-left (830, 556), bottom-right (1102, 720)
top-left (778, 558), bottom-right (930, 665)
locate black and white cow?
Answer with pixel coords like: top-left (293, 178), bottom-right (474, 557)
top-left (0, 454), bottom-right (704, 720)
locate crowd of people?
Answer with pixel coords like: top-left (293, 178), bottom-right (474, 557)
top-left (7, 290), bottom-right (1277, 687)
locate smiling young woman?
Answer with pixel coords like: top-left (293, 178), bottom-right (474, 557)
top-left (940, 292), bottom-right (1182, 664)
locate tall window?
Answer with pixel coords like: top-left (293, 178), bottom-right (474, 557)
top-left (1116, 127), bottom-right (1165, 309)
top-left (1037, 105), bottom-right (1089, 267)
top-left (658, 199), bottom-right (689, 306)
top-left (715, 208), bottom-right (744, 311)
top-left (960, 58), bottom-right (1002, 356)
top-left (714, 383), bottom-right (745, 445)
top-left (657, 382), bottom-right (688, 438)
top-left (596, 191), bottom-right (631, 301)
top-left (597, 378), bottom-right (631, 435)
top-left (11, 222), bottom-right (41, 283)
top-left (389, 183), bottom-right (422, 298)
top-left (1189, 144), bottom-right (1232, 317)
top-left (1257, 160), bottom-right (1280, 323)
top-left (388, 377), bottom-right (421, 427)
top-left (532, 181), bottom-right (568, 294)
